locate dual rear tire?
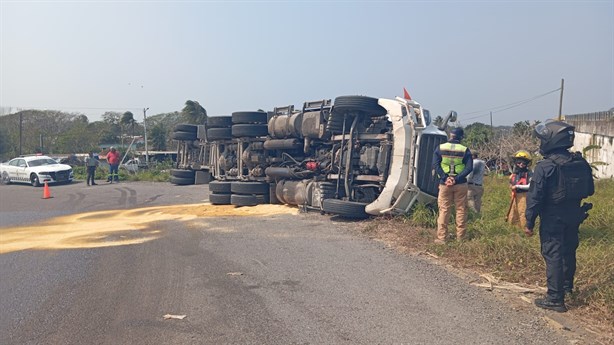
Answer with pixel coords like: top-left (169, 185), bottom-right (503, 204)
top-left (209, 181), bottom-right (270, 206)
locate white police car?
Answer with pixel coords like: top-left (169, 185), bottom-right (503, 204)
top-left (0, 155), bottom-right (74, 187)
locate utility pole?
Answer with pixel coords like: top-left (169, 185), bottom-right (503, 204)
top-left (143, 107), bottom-right (149, 165)
top-left (489, 111), bottom-right (493, 136)
top-left (558, 78), bottom-right (564, 120)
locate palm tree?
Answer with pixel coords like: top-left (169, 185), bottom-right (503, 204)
top-left (182, 100), bottom-right (207, 124)
top-left (120, 111), bottom-right (136, 149)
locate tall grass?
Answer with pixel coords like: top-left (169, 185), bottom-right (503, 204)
top-left (407, 176), bottom-right (614, 327)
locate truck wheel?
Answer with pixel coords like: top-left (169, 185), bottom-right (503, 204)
top-left (170, 176), bottom-right (195, 185)
top-left (332, 95), bottom-right (386, 117)
top-left (207, 128), bottom-right (232, 140)
top-left (209, 193), bottom-right (231, 205)
top-left (322, 199), bottom-right (369, 219)
top-left (170, 169), bottom-right (195, 178)
top-left (207, 116), bottom-right (233, 128)
top-left (230, 194), bottom-right (269, 206)
top-left (231, 124), bottom-right (268, 137)
top-left (209, 180), bottom-right (232, 193)
top-left (172, 131), bottom-right (198, 141)
top-left (230, 181), bottom-right (269, 194)
top-left (232, 111), bottom-right (268, 124)
top-left (173, 124), bottom-right (198, 133)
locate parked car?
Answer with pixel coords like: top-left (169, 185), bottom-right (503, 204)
top-left (0, 155), bottom-right (74, 186)
top-left (121, 158), bottom-right (148, 174)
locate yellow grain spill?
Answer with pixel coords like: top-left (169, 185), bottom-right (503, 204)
top-left (0, 203), bottom-right (298, 254)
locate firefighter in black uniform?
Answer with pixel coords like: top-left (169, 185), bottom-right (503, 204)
top-left (524, 120), bottom-right (594, 312)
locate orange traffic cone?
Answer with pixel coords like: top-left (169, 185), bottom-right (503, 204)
top-left (42, 182), bottom-right (52, 199)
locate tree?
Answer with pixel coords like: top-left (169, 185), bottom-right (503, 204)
top-left (150, 123), bottom-right (167, 150)
top-left (120, 111), bottom-right (136, 148)
top-left (0, 125), bottom-right (10, 159)
top-left (100, 112), bottom-right (122, 145)
top-left (512, 120), bottom-right (540, 137)
top-left (121, 111), bottom-right (136, 137)
top-left (463, 122), bottom-right (491, 149)
top-left (182, 100), bottom-right (207, 124)
top-left (473, 121), bottom-right (540, 175)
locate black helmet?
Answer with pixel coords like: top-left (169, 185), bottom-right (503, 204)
top-left (450, 127), bottom-right (464, 140)
top-left (534, 120), bottom-right (575, 154)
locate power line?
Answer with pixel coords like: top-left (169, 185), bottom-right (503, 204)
top-left (0, 105), bottom-right (143, 113)
top-left (462, 88), bottom-right (561, 121)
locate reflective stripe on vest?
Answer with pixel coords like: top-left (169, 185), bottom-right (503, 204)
top-left (440, 142), bottom-right (467, 175)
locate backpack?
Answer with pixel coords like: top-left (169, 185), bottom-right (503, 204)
top-left (549, 152), bottom-right (594, 204)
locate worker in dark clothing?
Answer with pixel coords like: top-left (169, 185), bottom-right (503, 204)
top-left (524, 120), bottom-right (594, 313)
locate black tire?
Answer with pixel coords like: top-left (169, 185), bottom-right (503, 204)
top-left (30, 174), bottom-right (41, 187)
top-left (231, 124), bottom-right (268, 138)
top-left (232, 111), bottom-right (268, 124)
top-left (173, 124), bottom-right (198, 133)
top-left (231, 181), bottom-right (269, 194)
top-left (172, 131), bottom-right (198, 141)
top-left (209, 193), bottom-right (232, 205)
top-left (170, 169), bottom-right (195, 178)
top-left (231, 193), bottom-right (269, 206)
top-left (209, 180), bottom-right (232, 193)
top-left (1, 171), bottom-right (10, 185)
top-left (332, 95), bottom-right (386, 117)
top-left (170, 176), bottom-right (195, 185)
top-left (322, 199), bottom-right (370, 219)
top-left (207, 128), bottom-right (233, 141)
top-left (207, 116), bottom-right (233, 128)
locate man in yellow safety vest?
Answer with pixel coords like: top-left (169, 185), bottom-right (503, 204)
top-left (432, 127), bottom-right (473, 244)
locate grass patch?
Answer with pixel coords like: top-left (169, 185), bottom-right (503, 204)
top-left (73, 162), bottom-right (172, 183)
top-left (369, 176), bottom-right (614, 330)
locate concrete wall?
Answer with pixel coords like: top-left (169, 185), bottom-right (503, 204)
top-left (571, 132), bottom-right (614, 179)
top-left (566, 111), bottom-right (613, 179)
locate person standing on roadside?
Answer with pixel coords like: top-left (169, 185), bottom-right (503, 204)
top-left (524, 121), bottom-right (594, 313)
top-left (106, 146), bottom-right (121, 183)
top-left (506, 150), bottom-right (533, 228)
top-left (84, 151), bottom-right (99, 186)
top-left (467, 152), bottom-right (486, 213)
top-left (432, 127), bottom-right (473, 244)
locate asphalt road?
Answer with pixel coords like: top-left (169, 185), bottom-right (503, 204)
top-left (0, 180), bottom-right (572, 344)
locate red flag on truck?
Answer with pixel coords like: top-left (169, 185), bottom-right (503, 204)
top-left (403, 87), bottom-right (412, 100)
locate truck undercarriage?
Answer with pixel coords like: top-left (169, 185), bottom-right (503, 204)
top-left (173, 95), bottom-right (454, 218)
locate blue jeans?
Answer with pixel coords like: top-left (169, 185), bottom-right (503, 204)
top-left (108, 164), bottom-right (119, 182)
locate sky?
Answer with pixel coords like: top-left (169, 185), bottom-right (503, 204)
top-left (1, 0), bottom-right (612, 126)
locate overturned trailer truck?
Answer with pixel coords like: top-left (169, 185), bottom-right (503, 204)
top-left (203, 95), bottom-right (456, 218)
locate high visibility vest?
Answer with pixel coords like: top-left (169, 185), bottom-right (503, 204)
top-left (439, 142), bottom-right (467, 176)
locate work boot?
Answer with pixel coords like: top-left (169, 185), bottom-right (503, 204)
top-left (433, 238), bottom-right (446, 245)
top-left (534, 298), bottom-right (567, 313)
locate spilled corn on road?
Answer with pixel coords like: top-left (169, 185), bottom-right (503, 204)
top-left (0, 181), bottom-right (572, 344)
